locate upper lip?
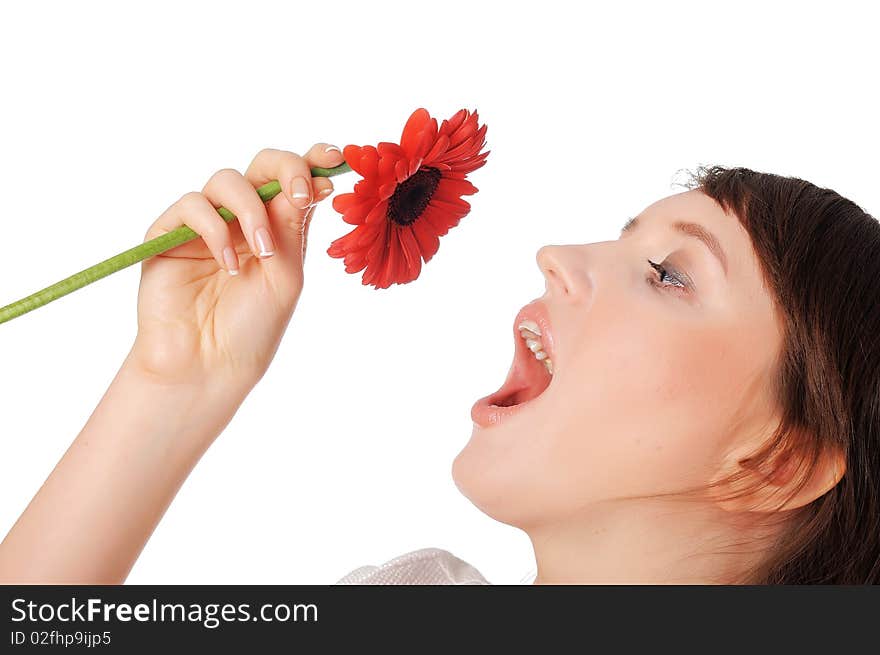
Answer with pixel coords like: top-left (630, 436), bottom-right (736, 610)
top-left (513, 298), bottom-right (557, 367)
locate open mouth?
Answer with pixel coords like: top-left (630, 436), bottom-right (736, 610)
top-left (489, 317), bottom-right (554, 407)
top-left (471, 300), bottom-right (556, 427)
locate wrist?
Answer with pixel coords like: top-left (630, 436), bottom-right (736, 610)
top-left (115, 350), bottom-right (248, 459)
top-left (122, 339), bottom-right (254, 401)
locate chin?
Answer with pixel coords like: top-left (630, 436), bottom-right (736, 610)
top-left (451, 424), bottom-right (541, 528)
top-left (452, 433), bottom-right (505, 519)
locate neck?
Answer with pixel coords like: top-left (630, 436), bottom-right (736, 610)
top-left (527, 498), bottom-right (773, 585)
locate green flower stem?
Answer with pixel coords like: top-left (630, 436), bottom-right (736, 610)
top-left (0, 161), bottom-right (352, 325)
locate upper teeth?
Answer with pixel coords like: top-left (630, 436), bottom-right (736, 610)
top-left (518, 320), bottom-right (554, 375)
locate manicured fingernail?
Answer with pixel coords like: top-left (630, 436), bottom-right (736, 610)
top-left (223, 246), bottom-right (239, 275)
top-left (254, 227), bottom-right (275, 258)
top-left (324, 145), bottom-right (341, 153)
top-left (319, 187), bottom-right (332, 197)
top-left (290, 176), bottom-right (311, 208)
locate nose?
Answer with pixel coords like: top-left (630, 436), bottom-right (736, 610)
top-left (536, 244), bottom-right (590, 300)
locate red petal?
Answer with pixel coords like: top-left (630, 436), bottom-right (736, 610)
top-left (434, 177), bottom-right (478, 198)
top-left (398, 226), bottom-right (422, 281)
top-left (363, 199), bottom-right (389, 225)
top-left (471, 122), bottom-right (488, 148)
top-left (341, 197), bottom-right (380, 225)
top-left (400, 108), bottom-right (432, 159)
top-left (377, 152), bottom-right (399, 186)
top-left (448, 151), bottom-right (489, 175)
top-left (381, 229), bottom-right (398, 287)
top-left (361, 253), bottom-right (376, 286)
top-left (412, 218), bottom-right (441, 262)
top-left (377, 141), bottom-right (405, 159)
top-left (344, 144), bottom-right (379, 178)
top-left (418, 204), bottom-right (457, 237)
top-left (394, 158), bottom-right (409, 183)
top-left (429, 195), bottom-right (471, 217)
top-left (331, 192), bottom-right (359, 213)
top-left (343, 248), bottom-right (367, 273)
top-left (414, 125), bottom-right (436, 161)
top-left (422, 134), bottom-right (450, 166)
top-left (341, 145), bottom-right (364, 174)
top-left (366, 222), bottom-right (389, 261)
top-left (363, 224), bottom-right (390, 287)
top-left (406, 157), bottom-right (423, 179)
top-left (440, 109), bottom-right (478, 148)
top-left (439, 109), bottom-right (468, 140)
top-left (437, 130), bottom-right (485, 164)
top-left (353, 223), bottom-right (380, 249)
top-left (392, 229), bottom-right (411, 284)
top-left (362, 263), bottom-right (377, 287)
top-left (378, 181), bottom-right (397, 200)
top-left (344, 235), bottom-right (374, 272)
top-left (374, 229), bottom-right (398, 289)
top-left (327, 228), bottom-right (358, 259)
top-left (349, 222), bottom-right (381, 249)
top-left (352, 178), bottom-right (378, 196)
top-left (446, 123), bottom-right (477, 152)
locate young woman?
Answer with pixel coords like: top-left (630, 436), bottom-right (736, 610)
top-left (1, 146), bottom-right (877, 584)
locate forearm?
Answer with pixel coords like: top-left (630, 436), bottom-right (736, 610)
top-left (0, 350), bottom-right (244, 583)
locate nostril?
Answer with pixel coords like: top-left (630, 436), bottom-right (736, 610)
top-left (537, 245), bottom-right (585, 299)
top-left (553, 269), bottom-right (572, 296)
top-left (536, 246), bottom-right (557, 277)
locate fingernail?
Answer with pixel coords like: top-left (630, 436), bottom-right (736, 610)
top-left (223, 246), bottom-right (239, 275)
top-left (291, 176), bottom-right (311, 208)
top-left (254, 227), bottom-right (275, 258)
top-left (324, 145), bottom-right (341, 153)
top-left (319, 187), bottom-right (332, 197)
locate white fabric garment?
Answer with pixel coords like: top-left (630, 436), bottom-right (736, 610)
top-left (335, 548), bottom-right (491, 585)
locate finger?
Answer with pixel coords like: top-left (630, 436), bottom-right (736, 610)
top-left (301, 143), bottom-right (343, 207)
top-left (144, 191), bottom-right (241, 274)
top-left (244, 147), bottom-right (316, 214)
top-left (202, 168), bottom-right (274, 260)
top-left (303, 142), bottom-right (346, 173)
top-left (310, 176), bottom-right (334, 206)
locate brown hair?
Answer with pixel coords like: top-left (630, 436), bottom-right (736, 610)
top-left (677, 165), bottom-right (880, 583)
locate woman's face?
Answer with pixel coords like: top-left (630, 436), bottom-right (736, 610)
top-left (452, 189), bottom-right (785, 528)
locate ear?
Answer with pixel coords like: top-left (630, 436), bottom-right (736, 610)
top-left (711, 440), bottom-right (846, 513)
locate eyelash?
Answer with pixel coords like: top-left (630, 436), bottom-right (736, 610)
top-left (647, 259), bottom-right (690, 296)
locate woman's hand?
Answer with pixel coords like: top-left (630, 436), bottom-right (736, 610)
top-left (0, 146), bottom-right (346, 583)
top-left (128, 144), bottom-right (344, 395)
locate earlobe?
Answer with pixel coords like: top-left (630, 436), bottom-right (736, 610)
top-left (787, 445), bottom-right (847, 508)
top-left (713, 442), bottom-right (847, 514)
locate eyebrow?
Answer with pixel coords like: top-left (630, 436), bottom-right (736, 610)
top-left (620, 215), bottom-right (729, 277)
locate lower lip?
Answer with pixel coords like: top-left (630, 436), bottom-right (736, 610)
top-left (470, 394), bottom-right (533, 429)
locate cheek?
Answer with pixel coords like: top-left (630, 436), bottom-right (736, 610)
top-left (547, 317), bottom-right (743, 496)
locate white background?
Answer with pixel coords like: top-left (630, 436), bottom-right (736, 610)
top-left (0, 1), bottom-right (876, 584)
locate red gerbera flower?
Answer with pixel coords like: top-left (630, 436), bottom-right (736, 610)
top-left (327, 107), bottom-right (489, 289)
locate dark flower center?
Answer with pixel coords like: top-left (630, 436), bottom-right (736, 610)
top-left (386, 166), bottom-right (442, 226)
